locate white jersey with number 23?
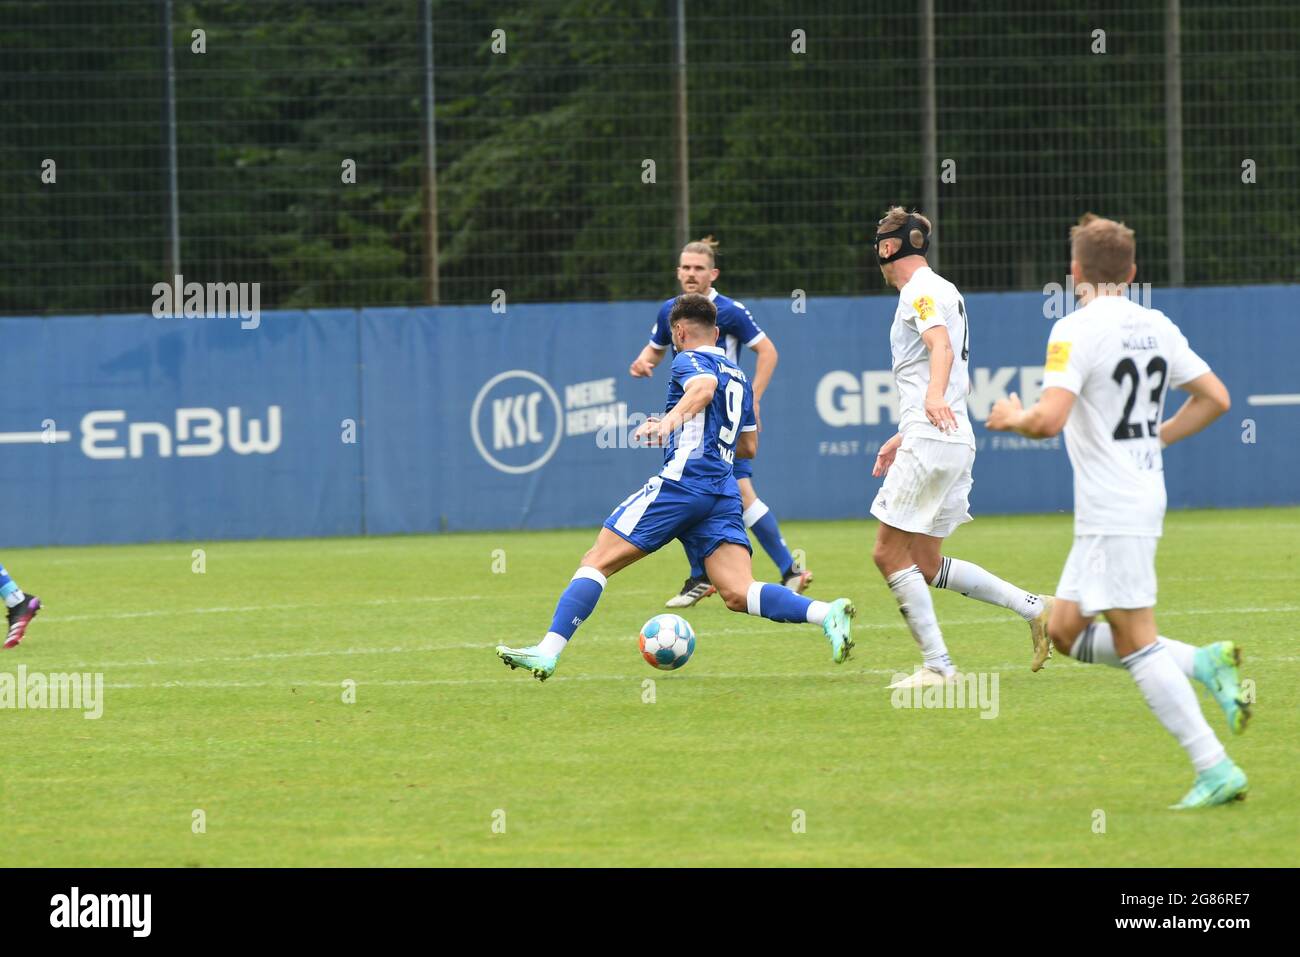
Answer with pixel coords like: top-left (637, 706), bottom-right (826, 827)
top-left (1043, 295), bottom-right (1210, 538)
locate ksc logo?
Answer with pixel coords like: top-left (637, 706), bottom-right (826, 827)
top-left (471, 370), bottom-right (563, 474)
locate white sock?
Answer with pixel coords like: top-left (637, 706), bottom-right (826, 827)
top-left (805, 600), bottom-right (830, 626)
top-left (538, 632), bottom-right (567, 657)
top-left (3, 589), bottom-right (25, 609)
top-left (1123, 643), bottom-right (1225, 772)
top-left (931, 557), bottom-right (1041, 621)
top-left (1070, 622), bottom-right (1197, 677)
top-left (741, 499), bottom-right (769, 529)
top-left (888, 564), bottom-right (953, 674)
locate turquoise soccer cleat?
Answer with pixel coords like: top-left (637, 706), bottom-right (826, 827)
top-left (1170, 758), bottom-right (1249, 810)
top-left (1193, 641), bottom-right (1251, 734)
top-left (496, 644), bottom-right (558, 682)
top-left (823, 598), bottom-right (856, 664)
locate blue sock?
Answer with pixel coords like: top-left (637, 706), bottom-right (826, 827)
top-left (0, 565), bottom-right (21, 607)
top-left (747, 582), bottom-right (814, 624)
top-left (681, 541), bottom-right (706, 580)
top-left (546, 567), bottom-right (607, 643)
top-left (744, 500), bottom-right (794, 577)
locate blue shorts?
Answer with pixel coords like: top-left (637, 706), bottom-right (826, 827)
top-left (732, 458), bottom-right (754, 481)
top-left (603, 475), bottom-right (751, 559)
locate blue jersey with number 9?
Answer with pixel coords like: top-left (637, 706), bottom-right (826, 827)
top-left (658, 345), bottom-right (756, 494)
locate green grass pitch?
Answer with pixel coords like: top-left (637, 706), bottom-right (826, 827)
top-left (1, 507), bottom-right (1296, 867)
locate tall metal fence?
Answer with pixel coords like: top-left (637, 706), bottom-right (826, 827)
top-left (2, 0), bottom-right (1297, 315)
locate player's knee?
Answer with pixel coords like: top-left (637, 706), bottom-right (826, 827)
top-left (913, 554), bottom-right (940, 584)
top-left (1049, 610), bottom-right (1081, 655)
top-left (871, 540), bottom-right (896, 574)
top-left (718, 584), bottom-right (749, 613)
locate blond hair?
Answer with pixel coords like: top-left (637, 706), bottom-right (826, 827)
top-left (680, 235), bottom-right (720, 266)
top-left (1070, 213), bottom-right (1136, 285)
top-left (877, 207), bottom-right (931, 256)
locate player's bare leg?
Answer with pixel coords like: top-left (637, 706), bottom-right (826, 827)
top-left (497, 529), bottom-right (646, 681)
top-left (874, 523), bottom-right (957, 687)
top-left (1105, 607), bottom-right (1247, 808)
top-left (1051, 598), bottom-right (1250, 734)
top-left (703, 542), bottom-right (853, 663)
top-left (737, 477), bottom-right (811, 594)
top-left (910, 533), bottom-right (1052, 672)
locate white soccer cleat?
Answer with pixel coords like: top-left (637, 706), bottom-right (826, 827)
top-left (1030, 595), bottom-right (1055, 672)
top-left (886, 666), bottom-right (961, 690)
top-left (782, 568), bottom-right (814, 594)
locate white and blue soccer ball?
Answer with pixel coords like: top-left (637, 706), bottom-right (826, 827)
top-left (638, 614), bottom-right (696, 671)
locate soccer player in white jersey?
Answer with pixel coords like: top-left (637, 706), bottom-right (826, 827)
top-left (868, 207), bottom-right (1052, 688)
top-left (987, 214), bottom-right (1248, 808)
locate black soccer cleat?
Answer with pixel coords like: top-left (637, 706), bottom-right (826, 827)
top-left (665, 576), bottom-right (716, 608)
top-left (5, 595), bottom-right (41, 649)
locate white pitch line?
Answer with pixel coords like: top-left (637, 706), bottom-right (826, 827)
top-left (47, 602), bottom-right (1300, 673)
top-left (97, 668), bottom-right (997, 690)
top-left (48, 594), bottom-right (488, 623)
top-left (108, 653), bottom-right (1300, 691)
top-left (53, 617), bottom-right (1029, 669)
top-left (1246, 394), bottom-right (1300, 406)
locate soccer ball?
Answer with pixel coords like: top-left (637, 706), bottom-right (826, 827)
top-left (638, 614), bottom-right (696, 671)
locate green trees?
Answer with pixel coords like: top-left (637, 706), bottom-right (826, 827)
top-left (1, 0), bottom-right (1294, 316)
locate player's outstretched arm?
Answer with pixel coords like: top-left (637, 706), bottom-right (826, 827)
top-left (630, 343), bottom-right (665, 377)
top-left (749, 337), bottom-right (778, 403)
top-left (1159, 371), bottom-right (1230, 448)
top-left (987, 388), bottom-right (1076, 439)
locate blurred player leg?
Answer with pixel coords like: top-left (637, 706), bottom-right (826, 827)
top-left (1052, 537), bottom-right (1250, 731)
top-left (1, 562), bottom-right (41, 650)
top-left (1107, 607), bottom-right (1248, 808)
top-left (1055, 614), bottom-right (1250, 734)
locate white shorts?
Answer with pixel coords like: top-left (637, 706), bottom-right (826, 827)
top-left (869, 436), bottom-right (974, 538)
top-left (1056, 535), bottom-right (1158, 617)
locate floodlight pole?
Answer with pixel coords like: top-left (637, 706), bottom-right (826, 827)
top-left (921, 0), bottom-right (938, 270)
top-left (1165, 0), bottom-right (1185, 286)
top-left (161, 0), bottom-right (181, 281)
top-left (673, 0), bottom-right (690, 246)
top-left (423, 0), bottom-right (440, 305)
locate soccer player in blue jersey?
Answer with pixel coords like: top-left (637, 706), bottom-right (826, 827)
top-left (0, 561), bottom-right (41, 649)
top-left (497, 293), bottom-right (855, 681)
top-left (629, 237), bottom-right (811, 608)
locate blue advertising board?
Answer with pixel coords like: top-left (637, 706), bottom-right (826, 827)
top-left (2, 285), bottom-right (1296, 546)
